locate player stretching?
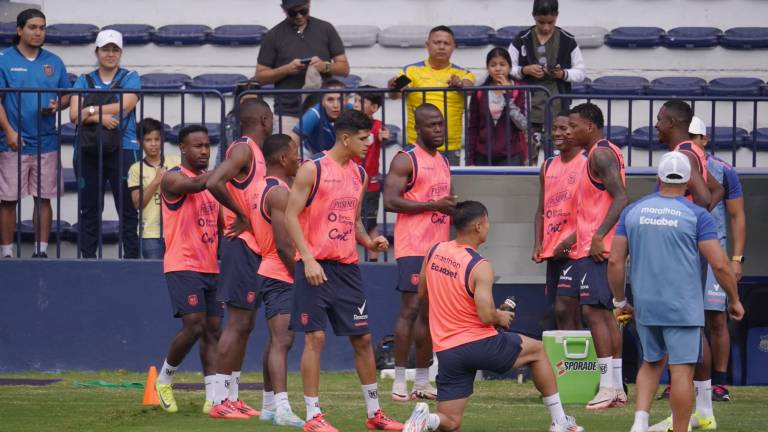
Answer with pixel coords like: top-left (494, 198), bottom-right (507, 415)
top-left (250, 134), bottom-right (304, 427)
top-left (206, 99), bottom-right (273, 419)
top-left (568, 103), bottom-right (629, 409)
top-left (155, 126), bottom-right (221, 414)
top-left (403, 201), bottom-right (583, 432)
top-left (285, 110), bottom-right (403, 432)
top-left (383, 103), bottom-right (455, 401)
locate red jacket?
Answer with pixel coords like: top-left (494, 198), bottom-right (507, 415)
top-left (467, 87), bottom-right (527, 164)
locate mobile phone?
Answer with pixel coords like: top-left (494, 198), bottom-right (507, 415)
top-left (300, 57), bottom-right (312, 66)
top-left (392, 75), bottom-right (412, 91)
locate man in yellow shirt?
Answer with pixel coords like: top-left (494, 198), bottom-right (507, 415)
top-left (389, 26), bottom-right (475, 165)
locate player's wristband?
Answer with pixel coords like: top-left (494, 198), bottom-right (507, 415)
top-left (612, 298), bottom-right (628, 309)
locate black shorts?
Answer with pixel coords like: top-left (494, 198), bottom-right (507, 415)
top-left (436, 332), bottom-right (523, 401)
top-left (217, 237), bottom-right (263, 310)
top-left (547, 258), bottom-right (579, 299)
top-left (396, 256), bottom-right (424, 293)
top-left (165, 271), bottom-right (223, 318)
top-left (261, 276), bottom-right (293, 320)
top-left (291, 260), bottom-right (369, 336)
top-left (361, 190), bottom-right (380, 232)
top-left (575, 257), bottom-right (613, 309)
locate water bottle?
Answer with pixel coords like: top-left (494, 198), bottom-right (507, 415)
top-left (497, 296), bottom-right (517, 332)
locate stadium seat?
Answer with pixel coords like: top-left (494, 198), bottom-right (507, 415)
top-left (152, 24), bottom-right (211, 46)
top-left (605, 27), bottom-right (665, 48)
top-left (45, 24), bottom-right (99, 45)
top-left (663, 27), bottom-right (722, 48)
top-left (590, 76), bottom-right (649, 95)
top-left (450, 25), bottom-right (495, 47)
top-left (336, 25), bottom-right (379, 47)
top-left (630, 126), bottom-right (664, 149)
top-left (0, 21), bottom-right (16, 45)
top-left (384, 124), bottom-right (401, 146)
top-left (378, 25), bottom-right (431, 48)
top-left (187, 73), bottom-right (248, 94)
top-left (490, 26), bottom-right (528, 47)
top-left (646, 77), bottom-right (707, 96)
top-left (707, 77), bottom-right (765, 96)
top-left (59, 122), bottom-right (76, 145)
top-left (706, 126), bottom-right (749, 150)
top-left (721, 27), bottom-right (768, 49)
top-left (604, 125), bottom-right (630, 148)
top-left (168, 123), bottom-right (222, 145)
top-left (63, 167), bottom-right (77, 192)
top-left (334, 74), bottom-right (362, 88)
top-left (747, 128), bottom-right (768, 151)
top-left (140, 73), bottom-right (190, 90)
top-left (564, 26), bottom-right (607, 49)
top-left (568, 77), bottom-right (591, 94)
top-left (102, 24), bottom-right (155, 45)
top-left (69, 221), bottom-right (121, 243)
top-left (19, 219), bottom-right (71, 242)
top-left (208, 25), bottom-right (267, 46)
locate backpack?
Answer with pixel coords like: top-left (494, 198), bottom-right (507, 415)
top-left (77, 70), bottom-right (128, 154)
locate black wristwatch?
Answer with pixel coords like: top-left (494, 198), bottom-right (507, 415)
top-left (731, 256), bottom-right (745, 263)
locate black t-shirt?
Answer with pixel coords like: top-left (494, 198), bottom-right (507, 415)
top-left (258, 17), bottom-right (345, 116)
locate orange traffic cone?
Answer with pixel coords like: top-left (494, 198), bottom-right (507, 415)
top-left (143, 366), bottom-right (160, 405)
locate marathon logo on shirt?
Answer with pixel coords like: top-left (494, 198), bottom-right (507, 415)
top-left (639, 207), bottom-right (682, 228)
top-left (430, 253), bottom-right (461, 279)
top-left (10, 67), bottom-right (28, 72)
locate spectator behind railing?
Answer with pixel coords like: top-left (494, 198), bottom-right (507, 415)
top-left (509, 0), bottom-right (585, 164)
top-left (127, 118), bottom-right (180, 259)
top-left (70, 29), bottom-right (141, 258)
top-left (388, 26), bottom-right (475, 166)
top-left (289, 79), bottom-right (345, 157)
top-left (467, 47), bottom-right (529, 167)
top-left (0, 8), bottom-right (71, 258)
top-left (256, 0), bottom-right (350, 135)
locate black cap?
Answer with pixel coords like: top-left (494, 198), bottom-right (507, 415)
top-left (282, 0), bottom-right (308, 8)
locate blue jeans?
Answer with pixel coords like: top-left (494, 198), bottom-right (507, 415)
top-left (140, 238), bottom-right (164, 259)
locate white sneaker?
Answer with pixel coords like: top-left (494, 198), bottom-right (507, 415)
top-left (648, 415), bottom-right (672, 432)
top-left (630, 424), bottom-right (648, 432)
top-left (586, 387), bottom-right (616, 410)
top-left (410, 382), bottom-right (438, 400)
top-left (392, 381), bottom-right (410, 402)
top-left (403, 402), bottom-right (430, 432)
top-left (274, 409), bottom-right (305, 427)
top-left (260, 409), bottom-right (276, 422)
top-left (550, 415), bottom-right (585, 432)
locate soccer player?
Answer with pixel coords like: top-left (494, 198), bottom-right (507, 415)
top-left (249, 134), bottom-right (305, 427)
top-left (533, 113), bottom-right (587, 330)
top-left (383, 104), bottom-right (455, 402)
top-left (285, 110), bottom-right (403, 431)
top-left (155, 125), bottom-right (221, 414)
top-left (205, 99), bottom-right (273, 419)
top-left (402, 201), bottom-right (583, 432)
top-left (608, 152), bottom-right (744, 432)
top-left (568, 103), bottom-right (629, 409)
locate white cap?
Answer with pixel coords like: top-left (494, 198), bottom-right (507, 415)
top-left (95, 29), bottom-right (123, 49)
top-left (689, 116), bottom-right (707, 136)
top-left (658, 151), bottom-right (691, 184)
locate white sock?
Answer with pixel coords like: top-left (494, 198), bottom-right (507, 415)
top-left (542, 393), bottom-right (567, 425)
top-left (695, 380), bottom-right (713, 418)
top-left (0, 244), bottom-right (13, 256)
top-left (305, 395), bottom-right (321, 420)
top-left (213, 373), bottom-right (230, 404)
top-left (427, 413), bottom-right (441, 431)
top-left (415, 368), bottom-right (430, 387)
top-left (598, 357), bottom-right (613, 389)
top-left (157, 360), bottom-right (177, 385)
top-left (613, 358), bottom-right (624, 391)
top-left (276, 391), bottom-right (291, 414)
top-left (361, 383), bottom-right (381, 418)
top-left (394, 367), bottom-right (406, 385)
top-left (632, 411), bottom-right (649, 431)
top-left (204, 375), bottom-right (215, 401)
top-left (229, 371), bottom-right (240, 401)
top-left (36, 241), bottom-right (48, 254)
top-left (262, 390), bottom-right (276, 411)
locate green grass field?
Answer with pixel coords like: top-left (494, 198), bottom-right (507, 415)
top-left (0, 371), bottom-right (766, 431)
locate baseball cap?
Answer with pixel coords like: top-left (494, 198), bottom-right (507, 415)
top-left (282, 0), bottom-right (308, 8)
top-left (95, 29), bottom-right (123, 49)
top-left (658, 151), bottom-right (691, 184)
top-left (689, 116), bottom-right (707, 136)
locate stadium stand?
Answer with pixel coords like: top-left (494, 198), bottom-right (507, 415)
top-left (604, 125), bottom-right (630, 148)
top-left (450, 25), bottom-right (495, 47)
top-left (139, 73), bottom-right (191, 90)
top-left (708, 126), bottom-right (750, 150)
top-left (378, 25), bottom-right (432, 47)
top-left (490, 25), bottom-right (527, 47)
top-left (59, 122), bottom-right (77, 145)
top-left (707, 77), bottom-right (765, 96)
top-left (208, 24), bottom-right (267, 46)
top-left (186, 73), bottom-right (247, 93)
top-left (630, 126), bottom-right (664, 149)
top-left (753, 128), bottom-right (768, 150)
top-left (0, 20), bottom-right (16, 44)
top-left (44, 23), bottom-right (99, 44)
top-left (62, 168), bottom-right (77, 192)
top-left (605, 26), bottom-right (666, 48)
top-left (721, 27), bottom-right (768, 49)
top-left (167, 122), bottom-right (223, 145)
top-left (19, 220), bottom-right (71, 242)
top-left (336, 25), bottom-right (379, 47)
top-left (334, 73), bottom-right (363, 88)
top-left (151, 24), bottom-right (210, 46)
top-left (663, 27), bottom-right (723, 48)
top-left (646, 76), bottom-right (708, 96)
top-left (102, 24), bottom-right (155, 45)
top-left (590, 75), bottom-right (649, 95)
top-left (567, 26), bottom-right (608, 48)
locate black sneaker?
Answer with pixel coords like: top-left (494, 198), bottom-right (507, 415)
top-left (657, 385), bottom-right (671, 400)
top-left (31, 252), bottom-right (48, 258)
top-left (712, 384), bottom-right (731, 402)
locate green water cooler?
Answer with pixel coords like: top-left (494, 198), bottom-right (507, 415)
top-left (542, 330), bottom-right (600, 404)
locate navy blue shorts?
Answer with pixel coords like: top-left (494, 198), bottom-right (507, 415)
top-left (217, 238), bottom-right (262, 310)
top-left (396, 256), bottom-right (424, 293)
top-left (575, 257), bottom-right (613, 309)
top-left (291, 260), bottom-right (369, 336)
top-left (261, 276), bottom-right (294, 320)
top-left (546, 258), bottom-right (579, 299)
top-left (165, 271), bottom-right (223, 318)
top-left (436, 332), bottom-right (523, 401)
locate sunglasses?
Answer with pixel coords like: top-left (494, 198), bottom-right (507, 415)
top-left (287, 6), bottom-right (309, 17)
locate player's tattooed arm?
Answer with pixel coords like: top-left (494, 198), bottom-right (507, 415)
top-left (206, 143), bottom-right (251, 222)
top-left (589, 148), bottom-right (628, 261)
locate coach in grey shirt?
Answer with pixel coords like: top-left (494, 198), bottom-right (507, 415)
top-left (256, 0), bottom-right (350, 134)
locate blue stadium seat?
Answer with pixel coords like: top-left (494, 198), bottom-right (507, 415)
top-left (168, 123), bottom-right (222, 146)
top-left (45, 24), bottom-right (99, 45)
top-left (604, 126), bottom-right (630, 148)
top-left (0, 22), bottom-right (16, 45)
top-left (140, 73), bottom-right (190, 90)
top-left (565, 26), bottom-right (607, 49)
top-left (378, 25), bottom-right (431, 48)
top-left (384, 124), bottom-right (401, 146)
top-left (102, 24), bottom-right (155, 45)
top-left (707, 126), bottom-right (749, 150)
top-left (569, 77), bottom-right (591, 94)
top-left (647, 77), bottom-right (707, 96)
top-left (749, 128), bottom-right (768, 150)
top-left (605, 27), bottom-right (665, 48)
top-left (491, 26), bottom-right (528, 47)
top-left (70, 221), bottom-right (120, 243)
top-left (209, 25), bottom-right (267, 46)
top-left (721, 27), bottom-right (768, 49)
top-left (336, 25), bottom-right (379, 48)
top-left (590, 76), bottom-right (648, 95)
top-left (59, 123), bottom-right (76, 145)
top-left (707, 77), bottom-right (765, 96)
top-left (630, 126), bottom-right (664, 149)
top-left (187, 74), bottom-right (248, 94)
top-left (334, 74), bottom-right (362, 88)
top-left (663, 27), bottom-right (722, 48)
top-left (450, 25), bottom-right (495, 47)
top-left (20, 219), bottom-right (71, 242)
top-left (152, 25), bottom-right (211, 46)
top-left (63, 167), bottom-right (77, 192)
